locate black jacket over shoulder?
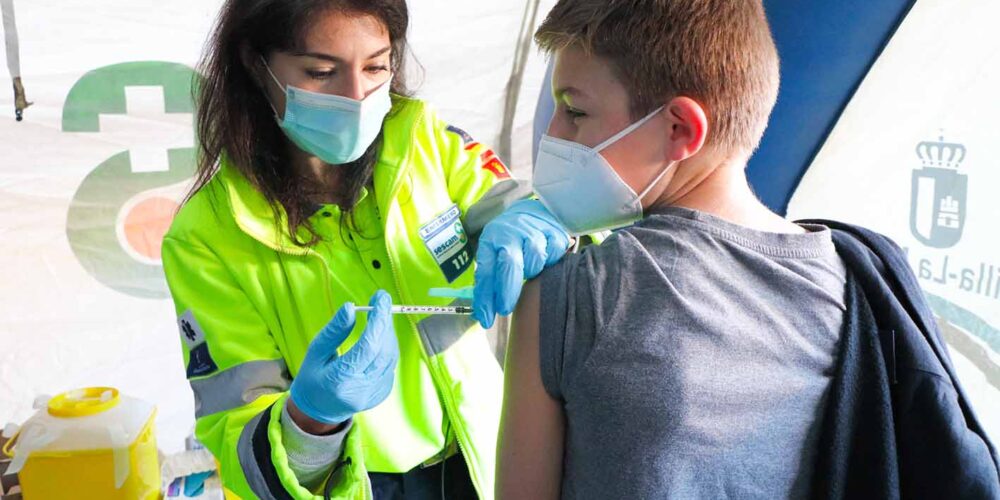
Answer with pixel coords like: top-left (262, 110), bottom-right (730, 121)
top-left (801, 220), bottom-right (1000, 499)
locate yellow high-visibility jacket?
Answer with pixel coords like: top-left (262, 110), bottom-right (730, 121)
top-left (163, 96), bottom-right (528, 499)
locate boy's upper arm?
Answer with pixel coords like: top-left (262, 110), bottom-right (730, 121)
top-left (497, 279), bottom-right (565, 500)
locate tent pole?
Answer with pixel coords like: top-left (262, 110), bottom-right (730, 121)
top-left (1, 0), bottom-right (29, 121)
top-left (498, 0), bottom-right (542, 168)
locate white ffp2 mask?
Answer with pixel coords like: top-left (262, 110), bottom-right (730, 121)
top-left (532, 106), bottom-right (674, 235)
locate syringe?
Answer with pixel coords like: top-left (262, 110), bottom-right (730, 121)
top-left (355, 305), bottom-right (473, 315)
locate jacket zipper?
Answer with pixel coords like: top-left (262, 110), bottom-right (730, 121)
top-left (234, 222), bottom-right (371, 496)
top-left (381, 214), bottom-right (483, 498)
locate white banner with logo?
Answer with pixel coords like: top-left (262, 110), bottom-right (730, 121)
top-left (0, 0), bottom-right (553, 453)
top-left (788, 0), bottom-right (1000, 443)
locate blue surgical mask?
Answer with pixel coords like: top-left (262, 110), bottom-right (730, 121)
top-left (532, 106), bottom-right (674, 236)
top-left (262, 58), bottom-right (392, 165)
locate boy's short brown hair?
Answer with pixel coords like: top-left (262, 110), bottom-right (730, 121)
top-left (536, 0), bottom-right (780, 155)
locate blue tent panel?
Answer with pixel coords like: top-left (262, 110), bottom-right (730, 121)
top-left (749, 0), bottom-right (915, 214)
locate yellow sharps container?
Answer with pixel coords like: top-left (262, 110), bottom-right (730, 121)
top-left (5, 387), bottom-right (160, 499)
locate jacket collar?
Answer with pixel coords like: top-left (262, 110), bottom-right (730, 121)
top-left (217, 96), bottom-right (421, 255)
top-left (218, 161), bottom-right (312, 255)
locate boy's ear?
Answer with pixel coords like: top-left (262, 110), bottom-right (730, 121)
top-left (663, 96), bottom-right (708, 162)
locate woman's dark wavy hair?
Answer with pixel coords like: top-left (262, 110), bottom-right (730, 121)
top-left (189, 0), bottom-right (411, 246)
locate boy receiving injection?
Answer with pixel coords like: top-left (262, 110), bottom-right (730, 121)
top-left (498, 1), bottom-right (849, 498)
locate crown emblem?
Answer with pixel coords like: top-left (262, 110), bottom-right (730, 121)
top-left (916, 135), bottom-right (966, 169)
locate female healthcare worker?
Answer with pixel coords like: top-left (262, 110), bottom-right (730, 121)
top-left (161, 0), bottom-right (569, 498)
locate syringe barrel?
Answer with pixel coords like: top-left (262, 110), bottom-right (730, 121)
top-left (355, 305), bottom-right (473, 315)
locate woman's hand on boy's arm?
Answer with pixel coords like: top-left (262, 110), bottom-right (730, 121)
top-left (473, 200), bottom-right (571, 329)
top-left (496, 279), bottom-right (564, 500)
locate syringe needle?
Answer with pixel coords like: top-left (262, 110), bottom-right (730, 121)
top-left (355, 305), bottom-right (473, 315)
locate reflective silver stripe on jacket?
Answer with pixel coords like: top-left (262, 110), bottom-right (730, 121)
top-left (417, 299), bottom-right (481, 358)
top-left (190, 358), bottom-right (290, 418)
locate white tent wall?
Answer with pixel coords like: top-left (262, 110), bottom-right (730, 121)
top-left (0, 0), bottom-right (554, 453)
top-left (408, 0), bottom-right (555, 178)
top-left (788, 0), bottom-right (1000, 443)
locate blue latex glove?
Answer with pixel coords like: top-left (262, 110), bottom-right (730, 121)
top-left (473, 199), bottom-right (570, 328)
top-left (289, 290), bottom-right (399, 425)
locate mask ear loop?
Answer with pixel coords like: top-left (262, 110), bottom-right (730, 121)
top-left (636, 159), bottom-right (677, 202)
top-left (258, 55), bottom-right (285, 118)
top-left (594, 105), bottom-right (666, 152)
top-left (595, 105), bottom-right (676, 204)
top-left (633, 105), bottom-right (678, 201)
top-left (633, 106), bottom-right (677, 204)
